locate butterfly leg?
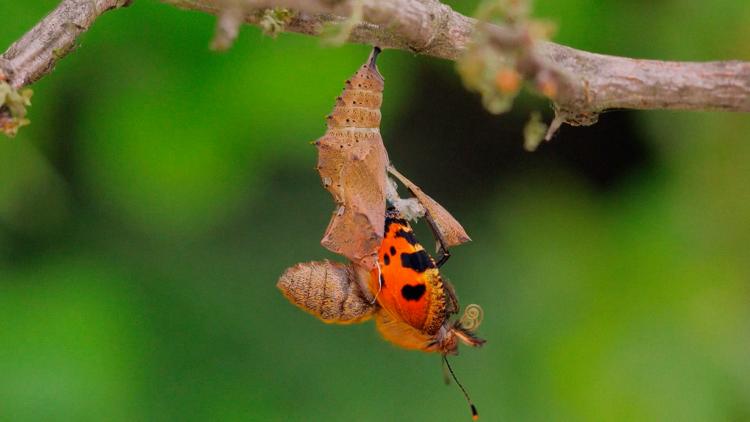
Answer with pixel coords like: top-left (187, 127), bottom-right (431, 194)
top-left (424, 210), bottom-right (451, 268)
top-left (385, 163), bottom-right (452, 268)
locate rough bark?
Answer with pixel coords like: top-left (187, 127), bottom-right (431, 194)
top-left (1, 0), bottom-right (748, 137)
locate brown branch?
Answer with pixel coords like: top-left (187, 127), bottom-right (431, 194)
top-left (1, 0), bottom-right (749, 137)
top-left (163, 0), bottom-right (750, 127)
top-left (164, 0), bottom-right (476, 60)
top-left (0, 0), bottom-right (132, 89)
top-left (537, 42), bottom-right (750, 128)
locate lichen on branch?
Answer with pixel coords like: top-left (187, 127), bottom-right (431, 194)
top-left (0, 77), bottom-right (33, 137)
top-left (456, 0), bottom-right (559, 116)
top-left (1, 0), bottom-right (748, 138)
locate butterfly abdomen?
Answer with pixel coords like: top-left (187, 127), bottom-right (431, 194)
top-left (277, 260), bottom-right (376, 324)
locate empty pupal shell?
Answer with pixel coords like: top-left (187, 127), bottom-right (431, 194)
top-left (277, 260), bottom-right (376, 324)
top-left (316, 47), bottom-right (389, 270)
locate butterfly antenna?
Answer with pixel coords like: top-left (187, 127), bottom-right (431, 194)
top-left (442, 355), bottom-right (479, 421)
top-left (442, 357), bottom-right (452, 385)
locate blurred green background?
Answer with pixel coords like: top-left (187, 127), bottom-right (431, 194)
top-left (1, 1), bottom-right (749, 420)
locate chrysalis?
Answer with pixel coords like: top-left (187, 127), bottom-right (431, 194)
top-left (315, 47), bottom-right (389, 271)
top-left (277, 260), bottom-right (375, 324)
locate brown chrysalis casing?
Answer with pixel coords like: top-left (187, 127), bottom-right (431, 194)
top-left (277, 260), bottom-right (375, 324)
top-left (315, 47), bottom-right (389, 271)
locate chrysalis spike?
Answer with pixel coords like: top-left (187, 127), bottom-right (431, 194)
top-left (368, 46), bottom-right (382, 68)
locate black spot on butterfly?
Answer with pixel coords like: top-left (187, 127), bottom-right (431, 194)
top-left (401, 284), bottom-right (426, 301)
top-left (395, 229), bottom-right (418, 246)
top-left (400, 251), bottom-right (435, 273)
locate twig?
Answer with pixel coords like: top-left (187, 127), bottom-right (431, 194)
top-left (145, 0), bottom-right (750, 125)
top-left (1, 0), bottom-right (748, 137)
top-left (160, 0), bottom-right (750, 125)
top-left (0, 0), bottom-right (132, 89)
top-left (536, 42), bottom-right (750, 128)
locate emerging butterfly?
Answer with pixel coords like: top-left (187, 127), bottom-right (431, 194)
top-left (278, 207), bottom-right (485, 419)
top-left (368, 207), bottom-right (486, 355)
top-left (277, 46), bottom-right (485, 420)
top-left (278, 207), bottom-right (485, 353)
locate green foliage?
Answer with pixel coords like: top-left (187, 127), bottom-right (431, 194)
top-left (0, 1), bottom-right (749, 421)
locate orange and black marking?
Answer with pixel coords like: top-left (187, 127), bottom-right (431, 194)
top-left (369, 208), bottom-right (448, 336)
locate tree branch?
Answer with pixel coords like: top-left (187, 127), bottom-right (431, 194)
top-left (537, 42), bottom-right (750, 126)
top-left (167, 0), bottom-right (750, 129)
top-left (0, 0), bottom-right (132, 89)
top-left (0, 0), bottom-right (132, 136)
top-left (1, 0), bottom-right (748, 137)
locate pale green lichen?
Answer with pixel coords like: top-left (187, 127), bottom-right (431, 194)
top-left (457, 38), bottom-right (518, 114)
top-left (0, 80), bottom-right (33, 138)
top-left (523, 111), bottom-right (548, 151)
top-left (259, 8), bottom-right (295, 38)
top-left (53, 42), bottom-right (77, 60)
top-left (457, 0), bottom-right (527, 115)
top-left (457, 0), bottom-right (566, 149)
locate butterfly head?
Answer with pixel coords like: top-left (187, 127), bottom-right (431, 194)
top-left (431, 304), bottom-right (486, 355)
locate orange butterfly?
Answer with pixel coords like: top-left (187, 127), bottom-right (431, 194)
top-left (368, 207), bottom-right (485, 355)
top-left (278, 207), bottom-right (485, 419)
top-left (278, 208), bottom-right (485, 353)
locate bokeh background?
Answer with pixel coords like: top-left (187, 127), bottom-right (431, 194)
top-left (1, 1), bottom-right (749, 420)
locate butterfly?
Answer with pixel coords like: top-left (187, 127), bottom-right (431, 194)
top-left (278, 207), bottom-right (485, 419)
top-left (368, 207), bottom-right (485, 355)
top-left (278, 207), bottom-right (484, 353)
